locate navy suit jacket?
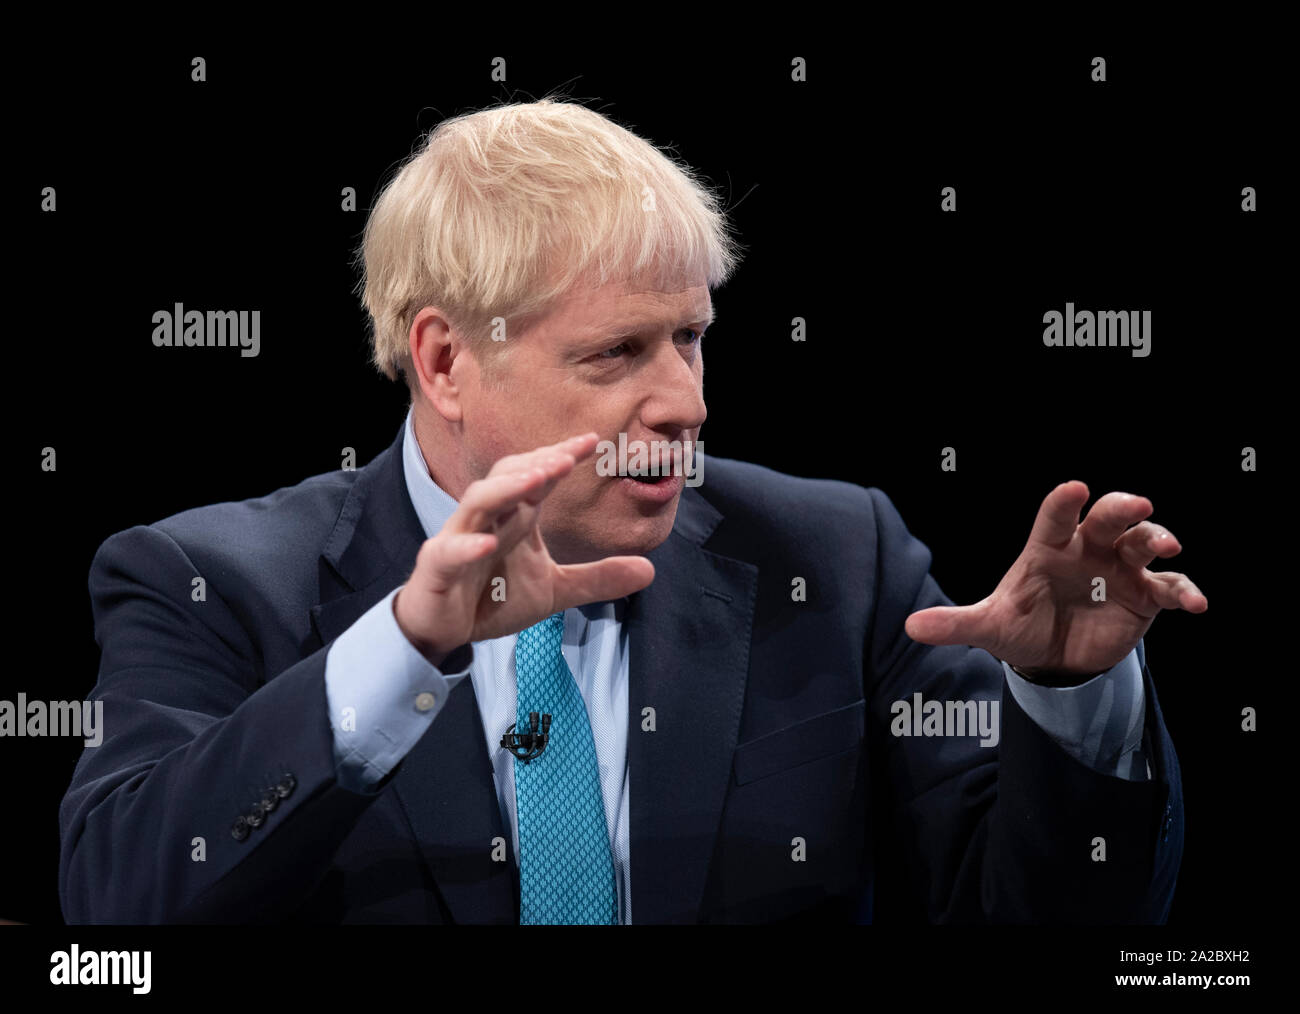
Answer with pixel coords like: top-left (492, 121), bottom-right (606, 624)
top-left (59, 422), bottom-right (1183, 923)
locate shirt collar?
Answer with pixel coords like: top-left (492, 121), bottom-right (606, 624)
top-left (402, 404), bottom-right (461, 541)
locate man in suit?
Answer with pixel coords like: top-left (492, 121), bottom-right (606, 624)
top-left (59, 99), bottom-right (1201, 924)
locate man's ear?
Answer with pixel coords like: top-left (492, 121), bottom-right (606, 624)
top-left (410, 307), bottom-right (464, 422)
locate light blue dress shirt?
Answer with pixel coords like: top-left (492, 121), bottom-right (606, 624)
top-left (324, 407), bottom-right (1150, 924)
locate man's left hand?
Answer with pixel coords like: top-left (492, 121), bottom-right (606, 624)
top-left (904, 481), bottom-right (1208, 679)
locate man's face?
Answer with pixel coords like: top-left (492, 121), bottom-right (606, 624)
top-left (452, 276), bottom-right (711, 565)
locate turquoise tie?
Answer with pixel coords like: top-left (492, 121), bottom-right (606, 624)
top-left (513, 612), bottom-right (618, 924)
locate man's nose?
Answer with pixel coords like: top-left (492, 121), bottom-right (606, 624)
top-left (642, 347), bottom-right (707, 432)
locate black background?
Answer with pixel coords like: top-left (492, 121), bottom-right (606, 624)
top-left (8, 32), bottom-right (1282, 964)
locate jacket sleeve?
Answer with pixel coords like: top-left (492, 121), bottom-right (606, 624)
top-left (862, 487), bottom-right (1183, 923)
top-left (59, 523), bottom-right (396, 924)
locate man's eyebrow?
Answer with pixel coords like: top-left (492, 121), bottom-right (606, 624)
top-left (576, 308), bottom-right (715, 344)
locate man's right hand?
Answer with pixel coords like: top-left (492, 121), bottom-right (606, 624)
top-left (392, 433), bottom-right (656, 666)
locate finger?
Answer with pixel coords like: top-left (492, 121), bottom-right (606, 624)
top-left (904, 601), bottom-right (996, 647)
top-left (488, 449), bottom-right (589, 518)
top-left (1143, 570), bottom-right (1208, 612)
top-left (417, 532), bottom-right (499, 592)
top-left (552, 556), bottom-right (656, 610)
top-left (1027, 481), bottom-right (1091, 546)
top-left (444, 468), bottom-right (551, 536)
top-left (486, 432), bottom-right (600, 480)
top-left (1080, 491), bottom-right (1153, 550)
top-left (507, 434), bottom-right (607, 509)
top-left (1114, 521), bottom-right (1182, 570)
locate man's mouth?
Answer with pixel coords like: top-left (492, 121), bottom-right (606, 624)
top-left (616, 469), bottom-right (686, 503)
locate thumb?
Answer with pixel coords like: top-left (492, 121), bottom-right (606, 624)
top-left (904, 601), bottom-right (994, 647)
top-left (552, 556), bottom-right (656, 612)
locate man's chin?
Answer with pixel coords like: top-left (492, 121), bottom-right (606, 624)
top-left (546, 510), bottom-right (678, 565)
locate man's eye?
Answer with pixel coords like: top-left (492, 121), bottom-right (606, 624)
top-left (596, 330), bottom-right (702, 360)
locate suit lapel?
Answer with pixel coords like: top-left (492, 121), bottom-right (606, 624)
top-left (307, 423), bottom-right (758, 924)
top-left (307, 421), bottom-right (516, 924)
top-left (626, 491), bottom-right (759, 923)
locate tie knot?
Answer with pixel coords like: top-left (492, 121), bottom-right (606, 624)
top-left (536, 611), bottom-right (564, 639)
top-left (517, 612), bottom-right (565, 657)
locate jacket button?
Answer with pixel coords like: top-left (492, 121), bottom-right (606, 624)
top-left (260, 789), bottom-right (280, 812)
top-left (231, 816), bottom-right (250, 842)
top-left (246, 804), bottom-right (266, 828)
top-left (276, 774), bottom-right (296, 798)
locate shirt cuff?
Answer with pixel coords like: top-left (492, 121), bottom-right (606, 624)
top-left (1002, 647), bottom-right (1149, 781)
top-left (324, 587), bottom-right (474, 793)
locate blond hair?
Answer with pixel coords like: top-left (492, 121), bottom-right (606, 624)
top-left (353, 97), bottom-right (744, 388)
